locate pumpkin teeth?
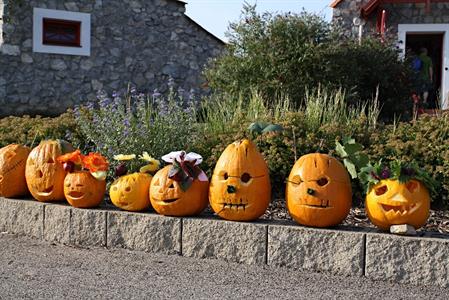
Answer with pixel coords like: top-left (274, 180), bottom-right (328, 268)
top-left (221, 203), bottom-right (247, 211)
top-left (381, 203), bottom-right (419, 216)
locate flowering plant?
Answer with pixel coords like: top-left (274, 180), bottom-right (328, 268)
top-left (161, 151), bottom-right (207, 191)
top-left (113, 152), bottom-right (160, 177)
top-left (57, 150), bottom-right (109, 180)
top-left (359, 160), bottom-right (437, 193)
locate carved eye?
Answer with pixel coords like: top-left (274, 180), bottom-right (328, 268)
top-left (65, 182), bottom-right (71, 187)
top-left (169, 183), bottom-right (175, 189)
top-left (375, 185), bottom-right (388, 196)
top-left (125, 186), bottom-right (131, 192)
top-left (317, 177), bottom-right (329, 187)
top-left (47, 157), bottom-right (55, 163)
top-left (153, 178), bottom-right (160, 186)
top-left (222, 172), bottom-right (229, 180)
top-left (406, 181), bottom-right (418, 193)
top-left (290, 175), bottom-right (302, 185)
top-left (241, 173), bottom-right (251, 183)
top-left (112, 186), bottom-right (118, 192)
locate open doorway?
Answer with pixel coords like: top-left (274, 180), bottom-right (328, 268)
top-left (406, 33), bottom-right (444, 109)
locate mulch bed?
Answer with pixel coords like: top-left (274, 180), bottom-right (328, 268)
top-left (262, 199), bottom-right (449, 235)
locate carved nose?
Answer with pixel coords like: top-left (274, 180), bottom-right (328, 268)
top-left (227, 185), bottom-right (237, 194)
top-left (307, 188), bottom-right (315, 195)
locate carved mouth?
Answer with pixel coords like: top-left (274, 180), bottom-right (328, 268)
top-left (220, 200), bottom-right (248, 211)
top-left (36, 186), bottom-right (54, 196)
top-left (68, 191), bottom-right (85, 199)
top-left (381, 203), bottom-right (419, 216)
top-left (162, 198), bottom-right (179, 204)
top-left (300, 199), bottom-right (331, 209)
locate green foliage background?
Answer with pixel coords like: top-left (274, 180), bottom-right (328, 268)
top-left (204, 5), bottom-right (413, 120)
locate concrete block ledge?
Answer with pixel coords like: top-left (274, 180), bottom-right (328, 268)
top-left (0, 197), bottom-right (448, 288)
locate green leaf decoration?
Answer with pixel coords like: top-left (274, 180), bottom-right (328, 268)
top-left (179, 177), bottom-right (193, 192)
top-left (248, 122), bottom-right (263, 134)
top-left (262, 124), bottom-right (283, 133)
top-left (335, 141), bottom-right (348, 158)
top-left (343, 158), bottom-right (357, 179)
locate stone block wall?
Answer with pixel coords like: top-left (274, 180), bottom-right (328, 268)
top-left (0, 0), bottom-right (224, 116)
top-left (332, 1), bottom-right (449, 37)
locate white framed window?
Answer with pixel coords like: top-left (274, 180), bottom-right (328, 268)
top-left (33, 8), bottom-right (91, 56)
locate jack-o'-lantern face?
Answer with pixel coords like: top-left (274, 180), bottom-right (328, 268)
top-left (25, 140), bottom-right (74, 202)
top-left (209, 139), bottom-right (271, 221)
top-left (150, 165), bottom-right (209, 217)
top-left (0, 144), bottom-right (31, 198)
top-left (109, 172), bottom-right (152, 211)
top-left (286, 153), bottom-right (352, 228)
top-left (365, 179), bottom-right (430, 230)
top-left (64, 171), bottom-right (106, 208)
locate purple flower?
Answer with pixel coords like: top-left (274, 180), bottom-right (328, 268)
top-left (380, 167), bottom-right (391, 179)
top-left (86, 101), bottom-right (95, 110)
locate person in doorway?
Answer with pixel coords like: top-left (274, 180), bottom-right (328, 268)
top-left (419, 47), bottom-right (433, 104)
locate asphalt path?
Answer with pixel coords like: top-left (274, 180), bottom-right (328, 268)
top-left (0, 233), bottom-right (447, 299)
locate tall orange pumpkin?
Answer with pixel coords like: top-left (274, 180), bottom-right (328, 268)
top-left (64, 171), bottom-right (106, 208)
top-left (150, 165), bottom-right (209, 217)
top-left (365, 179), bottom-right (430, 230)
top-left (25, 140), bottom-right (74, 202)
top-left (0, 144), bottom-right (31, 198)
top-left (286, 153), bottom-right (352, 228)
top-left (209, 139), bottom-right (271, 221)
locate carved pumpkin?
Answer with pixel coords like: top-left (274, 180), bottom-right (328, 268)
top-left (365, 179), bottom-right (430, 230)
top-left (0, 144), bottom-right (31, 198)
top-left (150, 165), bottom-right (209, 216)
top-left (25, 140), bottom-right (74, 202)
top-left (64, 171), bottom-right (106, 208)
top-left (109, 172), bottom-right (152, 211)
top-left (286, 153), bottom-right (352, 228)
top-left (209, 139), bottom-right (271, 221)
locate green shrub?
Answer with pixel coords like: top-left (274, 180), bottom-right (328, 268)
top-left (0, 112), bottom-right (84, 148)
top-left (204, 4), bottom-right (413, 120)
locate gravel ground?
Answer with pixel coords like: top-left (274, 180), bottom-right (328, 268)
top-left (0, 233), bottom-right (448, 300)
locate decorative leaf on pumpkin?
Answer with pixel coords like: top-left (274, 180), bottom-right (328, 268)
top-left (164, 151), bottom-right (204, 192)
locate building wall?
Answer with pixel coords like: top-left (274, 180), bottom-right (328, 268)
top-left (332, 1), bottom-right (449, 37)
top-left (0, 0), bottom-right (224, 116)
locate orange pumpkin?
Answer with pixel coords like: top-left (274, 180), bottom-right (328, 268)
top-left (0, 144), bottom-right (31, 198)
top-left (64, 171), bottom-right (106, 208)
top-left (109, 172), bottom-right (152, 211)
top-left (209, 139), bottom-right (271, 221)
top-left (286, 153), bottom-right (352, 228)
top-left (25, 140), bottom-right (74, 202)
top-left (365, 179), bottom-right (430, 230)
top-left (150, 165), bottom-right (208, 216)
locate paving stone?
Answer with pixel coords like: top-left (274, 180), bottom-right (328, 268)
top-left (366, 233), bottom-right (449, 288)
top-left (107, 211), bottom-right (181, 255)
top-left (182, 218), bottom-right (267, 265)
top-left (70, 208), bottom-right (106, 247)
top-left (44, 204), bottom-right (71, 244)
top-left (268, 224), bottom-right (365, 276)
top-left (0, 197), bottom-right (44, 238)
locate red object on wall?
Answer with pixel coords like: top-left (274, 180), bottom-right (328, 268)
top-left (42, 18), bottom-right (81, 47)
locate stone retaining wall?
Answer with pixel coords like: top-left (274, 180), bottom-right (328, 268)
top-left (1, 197), bottom-right (448, 288)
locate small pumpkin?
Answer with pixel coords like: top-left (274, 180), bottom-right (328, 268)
top-left (25, 140), bottom-right (74, 202)
top-left (365, 179), bottom-right (430, 230)
top-left (286, 153), bottom-right (352, 228)
top-left (0, 144), bottom-right (31, 198)
top-left (209, 139), bottom-right (271, 221)
top-left (64, 171), bottom-right (106, 208)
top-left (109, 172), bottom-right (152, 211)
top-left (150, 165), bottom-right (209, 216)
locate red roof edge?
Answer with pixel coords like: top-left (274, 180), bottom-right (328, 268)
top-left (329, 0), bottom-right (344, 8)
